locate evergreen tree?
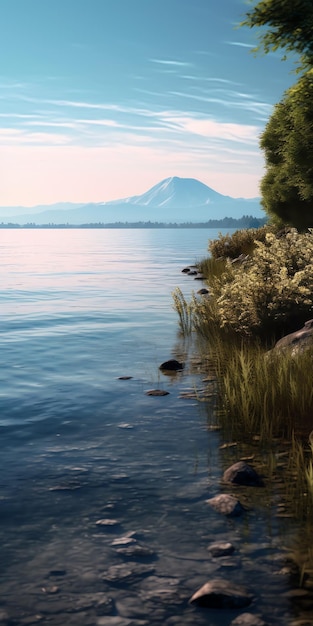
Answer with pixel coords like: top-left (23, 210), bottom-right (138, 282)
top-left (260, 71), bottom-right (313, 230)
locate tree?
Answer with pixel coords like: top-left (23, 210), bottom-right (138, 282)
top-left (260, 70), bottom-right (313, 230)
top-left (242, 0), bottom-right (313, 71)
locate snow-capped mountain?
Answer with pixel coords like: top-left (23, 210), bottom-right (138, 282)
top-left (123, 176), bottom-right (226, 208)
top-left (0, 177), bottom-right (263, 225)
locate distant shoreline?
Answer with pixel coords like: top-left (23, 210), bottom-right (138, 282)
top-left (0, 216), bottom-right (267, 229)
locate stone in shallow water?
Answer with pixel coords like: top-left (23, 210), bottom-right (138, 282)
top-left (101, 563), bottom-right (155, 584)
top-left (207, 541), bottom-right (235, 557)
top-left (230, 613), bottom-right (266, 626)
top-left (111, 534), bottom-right (138, 546)
top-left (206, 493), bottom-right (245, 517)
top-left (159, 359), bottom-right (184, 371)
top-left (145, 389), bottom-right (170, 396)
top-left (115, 544), bottom-right (156, 558)
top-left (97, 618), bottom-right (148, 626)
top-left (223, 461), bottom-right (264, 486)
top-left (71, 593), bottom-right (114, 615)
top-left (95, 518), bottom-right (120, 527)
top-left (189, 578), bottom-right (253, 609)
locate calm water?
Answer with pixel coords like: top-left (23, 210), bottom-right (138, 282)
top-left (0, 229), bottom-right (312, 626)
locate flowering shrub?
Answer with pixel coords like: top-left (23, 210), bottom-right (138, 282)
top-left (206, 229), bottom-right (313, 336)
top-left (209, 225), bottom-right (270, 260)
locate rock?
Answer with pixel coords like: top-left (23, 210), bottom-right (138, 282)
top-left (101, 563), bottom-right (155, 584)
top-left (115, 544), bottom-right (156, 558)
top-left (207, 542), bottom-right (235, 557)
top-left (223, 461), bottom-right (264, 487)
top-left (95, 518), bottom-right (120, 527)
top-left (117, 376), bottom-right (133, 380)
top-left (182, 267), bottom-right (191, 273)
top-left (197, 288), bottom-right (209, 295)
top-left (145, 389), bottom-right (170, 396)
top-left (206, 494), bottom-right (245, 517)
top-left (48, 569), bottom-right (67, 577)
top-left (230, 613), bottom-right (266, 625)
top-left (159, 359), bottom-right (184, 371)
top-left (97, 618), bottom-right (148, 626)
top-left (189, 578), bottom-right (253, 608)
top-left (41, 585), bottom-right (59, 594)
top-left (111, 533), bottom-right (138, 546)
top-left (73, 593), bottom-right (114, 615)
top-left (273, 319), bottom-right (313, 356)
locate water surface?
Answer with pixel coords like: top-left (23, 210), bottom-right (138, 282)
top-left (0, 229), bottom-right (312, 626)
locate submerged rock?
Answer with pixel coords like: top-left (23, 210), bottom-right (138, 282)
top-left (230, 613), bottom-right (266, 626)
top-left (223, 461), bottom-right (264, 487)
top-left (206, 494), bottom-right (245, 517)
top-left (145, 389), bottom-right (170, 396)
top-left (101, 563), bottom-right (155, 584)
top-left (207, 542), bottom-right (235, 557)
top-left (95, 518), bottom-right (120, 527)
top-left (189, 578), bottom-right (253, 608)
top-left (115, 544), bottom-right (156, 559)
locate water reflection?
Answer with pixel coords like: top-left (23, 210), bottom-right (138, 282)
top-left (0, 230), bottom-right (313, 624)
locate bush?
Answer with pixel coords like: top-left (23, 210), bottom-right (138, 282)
top-left (208, 225), bottom-right (272, 260)
top-left (199, 229), bottom-right (313, 337)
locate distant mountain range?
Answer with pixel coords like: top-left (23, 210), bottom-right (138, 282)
top-left (0, 177), bottom-right (263, 225)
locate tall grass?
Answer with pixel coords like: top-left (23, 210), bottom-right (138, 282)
top-left (196, 256), bottom-right (227, 281)
top-left (208, 338), bottom-right (313, 443)
top-left (285, 433), bottom-right (313, 521)
top-left (172, 287), bottom-right (194, 335)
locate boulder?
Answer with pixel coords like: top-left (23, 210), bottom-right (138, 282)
top-left (206, 494), bottom-right (245, 517)
top-left (273, 319), bottom-right (313, 356)
top-left (159, 359), bottom-right (184, 371)
top-left (189, 578), bottom-right (253, 608)
top-left (223, 461), bottom-right (263, 487)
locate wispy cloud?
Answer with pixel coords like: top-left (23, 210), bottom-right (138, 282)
top-left (150, 58), bottom-right (193, 67)
top-left (225, 41), bottom-right (254, 48)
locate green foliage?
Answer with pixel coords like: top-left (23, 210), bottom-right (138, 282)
top-left (211, 340), bottom-right (313, 443)
top-left (242, 0), bottom-right (313, 71)
top-left (195, 229), bottom-right (313, 337)
top-left (208, 225), bottom-right (271, 260)
top-left (260, 71), bottom-right (313, 230)
top-left (216, 230), bottom-right (313, 335)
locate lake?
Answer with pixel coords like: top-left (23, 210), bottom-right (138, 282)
top-left (0, 228), bottom-right (312, 626)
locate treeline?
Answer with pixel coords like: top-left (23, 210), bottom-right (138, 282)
top-left (0, 215), bottom-right (267, 229)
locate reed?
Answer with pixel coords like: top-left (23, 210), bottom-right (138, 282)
top-left (196, 256), bottom-right (227, 281)
top-left (172, 287), bottom-right (194, 336)
top-left (229, 348), bottom-right (312, 442)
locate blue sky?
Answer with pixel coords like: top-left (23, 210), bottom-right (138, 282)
top-left (1, 0), bottom-right (297, 206)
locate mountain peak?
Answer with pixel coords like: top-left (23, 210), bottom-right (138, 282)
top-left (128, 176), bottom-right (225, 209)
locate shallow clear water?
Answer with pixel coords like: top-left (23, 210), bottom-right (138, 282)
top-left (0, 229), bottom-right (312, 626)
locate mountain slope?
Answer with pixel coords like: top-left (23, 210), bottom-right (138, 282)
top-left (124, 176), bottom-right (228, 208)
top-left (0, 177), bottom-right (263, 224)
